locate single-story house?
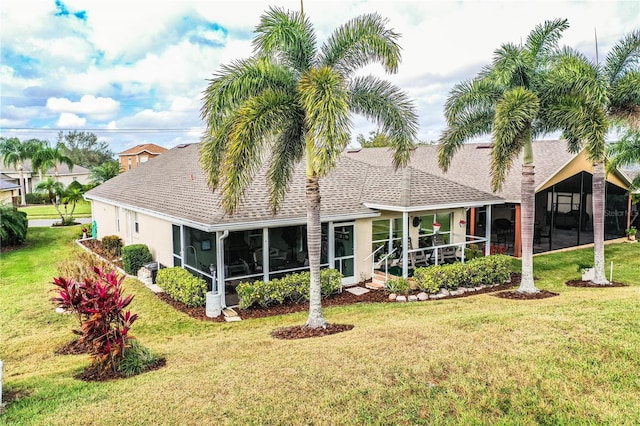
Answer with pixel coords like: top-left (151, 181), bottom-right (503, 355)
top-left (0, 173), bottom-right (21, 204)
top-left (86, 142), bottom-right (503, 308)
top-left (118, 143), bottom-right (167, 171)
top-left (346, 140), bottom-right (634, 255)
top-left (0, 160), bottom-right (91, 194)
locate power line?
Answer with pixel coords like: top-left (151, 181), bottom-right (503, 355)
top-left (1, 128), bottom-right (203, 133)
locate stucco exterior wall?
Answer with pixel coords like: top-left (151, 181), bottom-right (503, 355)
top-left (355, 218), bottom-right (373, 281)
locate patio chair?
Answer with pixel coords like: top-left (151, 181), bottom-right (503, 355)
top-left (432, 234), bottom-right (457, 264)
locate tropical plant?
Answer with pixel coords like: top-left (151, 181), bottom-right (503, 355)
top-left (438, 19), bottom-right (607, 293)
top-left (0, 202), bottom-right (28, 246)
top-left (34, 176), bottom-right (65, 222)
top-left (554, 30), bottom-right (640, 284)
top-left (0, 137), bottom-right (38, 206)
top-left (31, 140), bottom-right (74, 181)
top-left (90, 160), bottom-right (120, 185)
top-left (609, 130), bottom-right (640, 189)
top-left (199, 7), bottom-right (418, 327)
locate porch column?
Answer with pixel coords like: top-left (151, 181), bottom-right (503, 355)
top-left (514, 204), bottom-right (522, 257)
top-left (402, 211), bottom-right (409, 278)
top-left (484, 206), bottom-right (492, 256)
top-left (627, 194), bottom-right (632, 231)
top-left (216, 230), bottom-right (229, 308)
top-left (470, 207), bottom-right (476, 236)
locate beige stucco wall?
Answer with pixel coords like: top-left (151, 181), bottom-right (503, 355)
top-left (0, 189), bottom-right (17, 204)
top-left (355, 218), bottom-right (373, 281)
top-left (91, 200), bottom-right (173, 266)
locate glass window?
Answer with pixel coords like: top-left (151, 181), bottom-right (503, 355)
top-left (184, 226), bottom-right (216, 273)
top-left (134, 212), bottom-right (139, 234)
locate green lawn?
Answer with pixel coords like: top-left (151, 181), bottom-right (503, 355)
top-left (1, 228), bottom-right (639, 425)
top-left (18, 200), bottom-right (91, 219)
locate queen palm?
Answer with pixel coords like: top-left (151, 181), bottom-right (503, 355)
top-left (608, 130), bottom-right (640, 189)
top-left (32, 141), bottom-right (74, 182)
top-left (35, 176), bottom-right (65, 223)
top-left (438, 19), bottom-right (607, 293)
top-left (0, 137), bottom-right (37, 206)
top-left (89, 160), bottom-right (121, 186)
top-left (200, 7), bottom-right (417, 328)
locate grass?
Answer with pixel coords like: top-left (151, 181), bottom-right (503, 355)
top-left (18, 201), bottom-right (91, 219)
top-left (1, 228), bottom-right (640, 425)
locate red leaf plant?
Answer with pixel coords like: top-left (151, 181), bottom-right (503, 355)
top-left (52, 267), bottom-right (138, 377)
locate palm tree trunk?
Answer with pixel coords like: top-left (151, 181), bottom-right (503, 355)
top-left (518, 164), bottom-right (539, 293)
top-left (305, 175), bottom-right (327, 329)
top-left (591, 161), bottom-right (609, 284)
top-left (19, 166), bottom-right (27, 206)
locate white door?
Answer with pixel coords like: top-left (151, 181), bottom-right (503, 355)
top-left (334, 223), bottom-right (356, 285)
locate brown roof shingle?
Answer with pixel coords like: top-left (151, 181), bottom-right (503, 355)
top-left (118, 143), bottom-right (168, 156)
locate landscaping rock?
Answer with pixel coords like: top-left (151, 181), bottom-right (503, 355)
top-left (388, 293), bottom-right (397, 301)
top-left (449, 289), bottom-right (464, 296)
top-left (396, 295), bottom-right (407, 302)
top-left (438, 289), bottom-right (450, 297)
top-left (417, 292), bottom-right (428, 301)
top-left (408, 295), bottom-right (418, 302)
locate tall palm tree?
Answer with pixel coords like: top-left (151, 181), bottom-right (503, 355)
top-left (608, 130), bottom-right (640, 189)
top-left (438, 19), bottom-right (607, 293)
top-left (0, 137), bottom-right (36, 206)
top-left (89, 160), bottom-right (120, 185)
top-left (32, 141), bottom-right (74, 182)
top-left (200, 7), bottom-right (417, 328)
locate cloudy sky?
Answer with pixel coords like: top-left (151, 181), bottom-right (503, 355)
top-left (1, 0), bottom-right (638, 154)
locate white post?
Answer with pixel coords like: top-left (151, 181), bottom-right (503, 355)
top-left (485, 206), bottom-right (492, 256)
top-left (402, 212), bottom-right (409, 278)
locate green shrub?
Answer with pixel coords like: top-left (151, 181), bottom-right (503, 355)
top-left (413, 255), bottom-right (511, 292)
top-left (118, 339), bottom-right (161, 377)
top-left (102, 235), bottom-right (123, 256)
top-left (237, 268), bottom-right (343, 309)
top-left (25, 193), bottom-right (48, 204)
top-left (0, 203), bottom-right (28, 246)
top-left (156, 267), bottom-right (207, 307)
top-left (122, 244), bottom-right (153, 275)
top-left (385, 277), bottom-right (411, 294)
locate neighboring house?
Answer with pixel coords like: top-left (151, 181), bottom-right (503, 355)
top-left (0, 173), bottom-right (20, 204)
top-left (0, 160), bottom-right (91, 194)
top-left (346, 140), bottom-right (634, 255)
top-left (86, 143), bottom-right (503, 309)
top-left (118, 143), bottom-right (167, 171)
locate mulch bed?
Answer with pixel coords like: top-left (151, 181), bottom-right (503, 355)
top-left (492, 289), bottom-right (559, 300)
top-left (271, 324), bottom-right (355, 339)
top-left (55, 338), bottom-right (91, 355)
top-left (78, 239), bottom-right (124, 269)
top-left (565, 280), bottom-right (628, 288)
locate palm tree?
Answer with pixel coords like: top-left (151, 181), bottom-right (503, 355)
top-left (545, 31), bottom-right (640, 284)
top-left (608, 130), bottom-right (640, 189)
top-left (438, 19), bottom-right (607, 293)
top-left (61, 186), bottom-right (85, 222)
top-left (32, 141), bottom-right (74, 182)
top-left (200, 7), bottom-right (417, 328)
top-left (0, 137), bottom-right (35, 206)
top-left (89, 160), bottom-right (120, 185)
top-left (35, 176), bottom-right (65, 223)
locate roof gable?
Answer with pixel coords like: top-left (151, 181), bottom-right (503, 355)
top-left (118, 143), bottom-right (168, 156)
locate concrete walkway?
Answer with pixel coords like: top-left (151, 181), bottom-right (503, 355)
top-left (28, 217), bottom-right (92, 227)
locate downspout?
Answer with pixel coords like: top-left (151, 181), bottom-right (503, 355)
top-left (484, 206), bottom-right (492, 256)
top-left (215, 230), bottom-right (229, 311)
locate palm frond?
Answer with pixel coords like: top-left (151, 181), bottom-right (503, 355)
top-left (607, 129), bottom-right (640, 171)
top-left (319, 13), bottom-right (401, 77)
top-left (252, 6), bottom-right (316, 72)
top-left (604, 29), bottom-right (640, 85)
top-left (607, 71), bottom-right (640, 127)
top-left (486, 43), bottom-right (530, 88)
top-left (491, 87), bottom-right (540, 190)
top-left (437, 109), bottom-right (494, 172)
top-left (217, 89), bottom-right (297, 213)
top-left (267, 120), bottom-right (306, 212)
top-left (525, 18), bottom-right (569, 63)
top-left (443, 78), bottom-right (502, 124)
top-left (349, 75), bottom-right (418, 168)
top-left (298, 67), bottom-right (351, 176)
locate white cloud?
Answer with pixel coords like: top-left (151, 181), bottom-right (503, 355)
top-left (56, 112), bottom-right (87, 128)
top-left (46, 95), bottom-right (119, 119)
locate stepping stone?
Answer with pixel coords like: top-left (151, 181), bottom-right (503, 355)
top-left (346, 286), bottom-right (370, 296)
top-left (225, 316), bottom-right (242, 322)
top-left (365, 282), bottom-right (385, 290)
top-left (223, 308), bottom-right (239, 317)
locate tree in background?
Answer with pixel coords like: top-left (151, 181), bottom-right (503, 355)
top-left (31, 139), bottom-right (74, 181)
top-left (35, 177), bottom-right (66, 224)
top-left (200, 7), bottom-right (417, 328)
top-left (0, 137), bottom-right (39, 206)
top-left (89, 160), bottom-right (120, 186)
top-left (608, 130), bottom-right (640, 190)
top-left (357, 130), bottom-right (433, 147)
top-left (58, 131), bottom-right (115, 169)
top-left (438, 19), bottom-right (606, 294)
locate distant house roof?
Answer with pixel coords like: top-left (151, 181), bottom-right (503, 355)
top-left (345, 140), bottom-right (631, 203)
top-left (0, 160), bottom-right (90, 176)
top-left (0, 173), bottom-right (20, 191)
top-left (86, 143), bottom-right (503, 231)
top-left (118, 143), bottom-right (168, 156)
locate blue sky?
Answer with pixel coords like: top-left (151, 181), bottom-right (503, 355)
top-left (1, 0), bottom-right (638, 154)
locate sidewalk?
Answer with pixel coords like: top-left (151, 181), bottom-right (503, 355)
top-left (28, 217), bottom-right (92, 227)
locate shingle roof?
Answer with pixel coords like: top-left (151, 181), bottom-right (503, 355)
top-left (118, 143), bottom-right (168, 156)
top-left (86, 143), bottom-right (503, 229)
top-left (0, 160), bottom-right (90, 176)
top-left (345, 140), bottom-right (578, 203)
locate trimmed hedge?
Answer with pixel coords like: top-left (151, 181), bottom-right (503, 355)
top-left (156, 267), bottom-right (207, 307)
top-left (102, 235), bottom-right (123, 256)
top-left (237, 268), bottom-right (343, 309)
top-left (413, 255), bottom-right (511, 294)
top-left (25, 193), bottom-right (49, 204)
top-left (122, 244), bottom-right (153, 275)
